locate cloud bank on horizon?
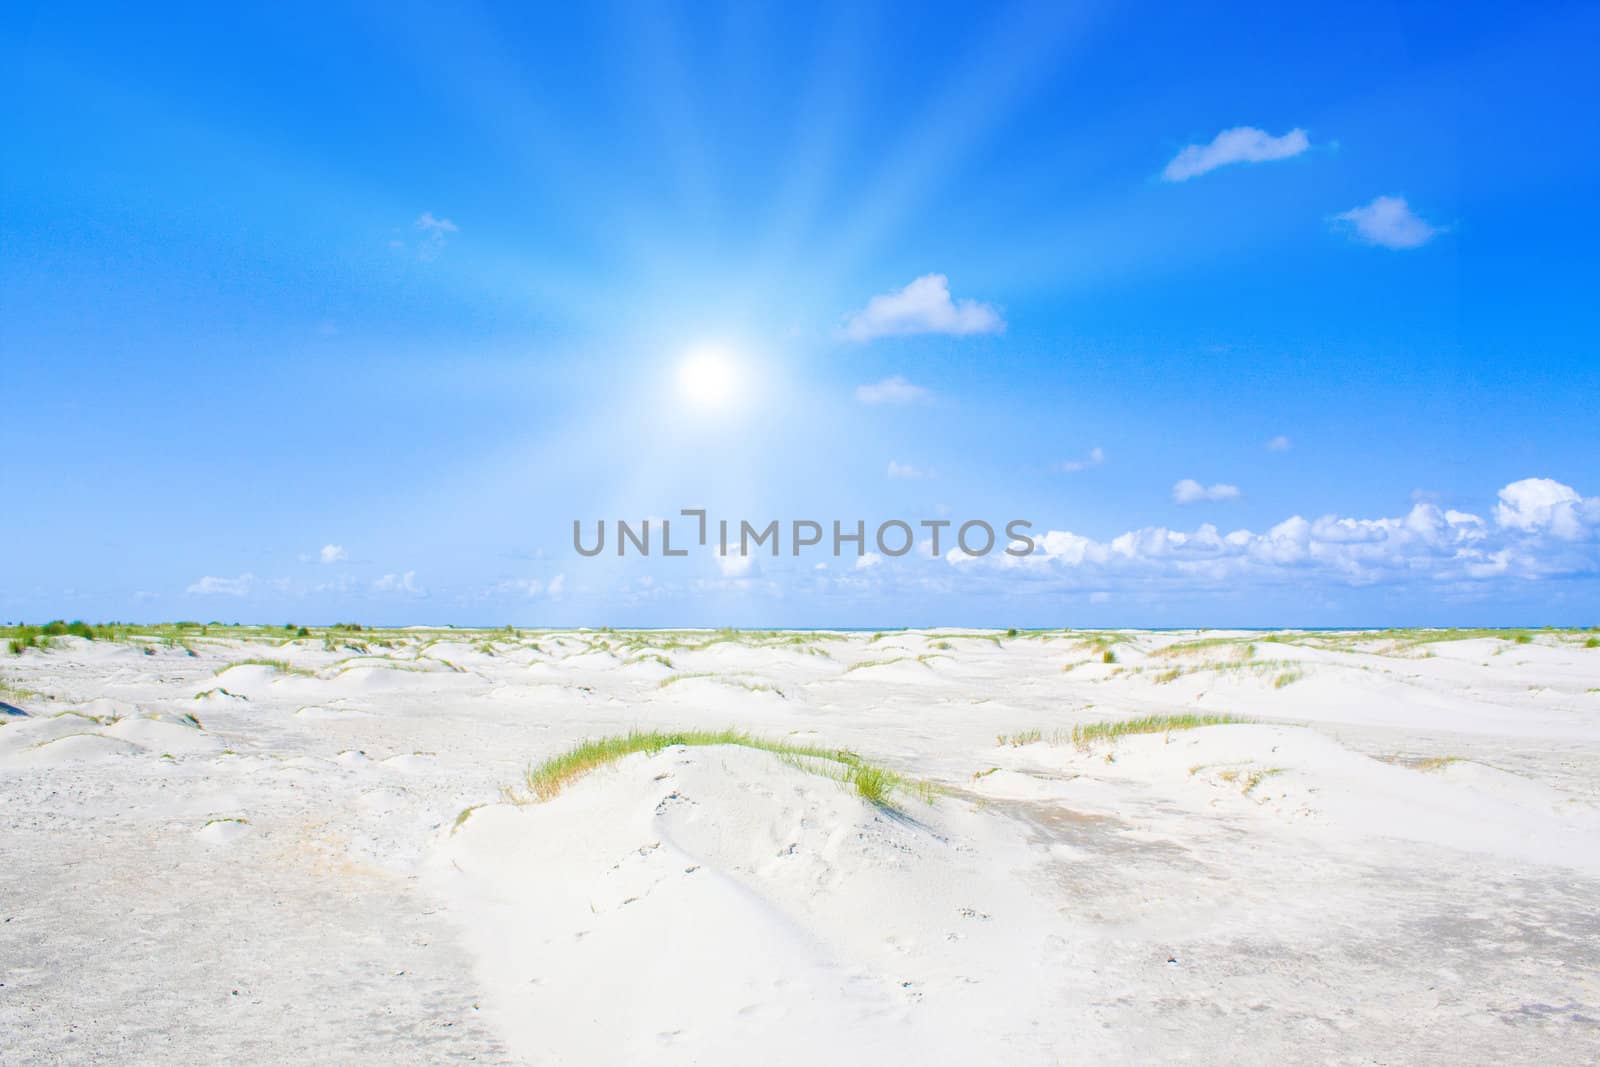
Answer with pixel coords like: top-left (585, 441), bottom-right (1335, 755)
top-left (174, 478), bottom-right (1599, 623)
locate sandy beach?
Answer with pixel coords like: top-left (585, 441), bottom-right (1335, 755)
top-left (1, 627), bottom-right (1597, 1064)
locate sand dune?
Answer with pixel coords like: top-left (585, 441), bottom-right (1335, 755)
top-left (1, 628), bottom-right (1597, 1063)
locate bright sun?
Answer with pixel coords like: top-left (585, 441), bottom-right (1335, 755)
top-left (677, 347), bottom-right (738, 409)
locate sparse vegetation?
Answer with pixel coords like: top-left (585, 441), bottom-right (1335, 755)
top-left (1068, 713), bottom-right (1243, 748)
top-left (1242, 768), bottom-right (1284, 794)
top-left (0, 675), bottom-right (38, 703)
top-left (514, 729), bottom-right (933, 809)
top-left (997, 729), bottom-right (1043, 747)
top-left (215, 658), bottom-right (312, 677)
top-left (844, 655), bottom-right (917, 672)
top-left (997, 714), bottom-right (1245, 751)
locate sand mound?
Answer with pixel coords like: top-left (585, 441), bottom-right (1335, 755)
top-left (209, 664), bottom-right (287, 691)
top-left (10, 732), bottom-right (144, 765)
top-left (0, 714), bottom-right (97, 754)
top-left (322, 665), bottom-right (477, 694)
top-left (196, 818), bottom-right (252, 844)
top-left (104, 714), bottom-right (220, 755)
top-left (994, 723), bottom-right (1600, 872)
top-left (431, 744), bottom-right (1060, 1065)
top-left (293, 704), bottom-right (371, 720)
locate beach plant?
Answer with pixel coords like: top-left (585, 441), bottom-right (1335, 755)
top-left (516, 729), bottom-right (933, 809)
top-left (996, 729), bottom-right (1043, 747)
top-left (215, 658), bottom-right (312, 676)
top-left (844, 655), bottom-right (916, 672)
top-left (0, 675), bottom-right (39, 703)
top-left (1068, 713), bottom-right (1242, 748)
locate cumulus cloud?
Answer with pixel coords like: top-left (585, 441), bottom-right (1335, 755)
top-left (887, 460), bottom-right (926, 479)
top-left (1173, 479), bottom-right (1242, 504)
top-left (717, 553), bottom-right (754, 578)
top-left (843, 274), bottom-right (1003, 342)
top-left (856, 375), bottom-right (933, 405)
top-left (1334, 195), bottom-right (1441, 250)
top-left (319, 544), bottom-right (347, 564)
top-left (1494, 478), bottom-right (1596, 539)
top-left (1162, 127), bottom-right (1309, 182)
top-left (186, 573), bottom-right (255, 596)
top-left (950, 478), bottom-right (1598, 590)
top-left (1266, 435), bottom-right (1292, 453)
top-left (856, 552), bottom-right (883, 570)
top-left (1061, 447), bottom-right (1105, 473)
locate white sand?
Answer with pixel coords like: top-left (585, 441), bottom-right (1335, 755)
top-left (2, 629), bottom-right (1598, 1063)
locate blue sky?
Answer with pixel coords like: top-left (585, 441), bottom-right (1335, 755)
top-left (3, 0), bottom-right (1597, 627)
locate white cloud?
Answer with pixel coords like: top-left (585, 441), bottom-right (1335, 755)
top-left (843, 274), bottom-right (1003, 342)
top-left (186, 574), bottom-right (255, 596)
top-left (1334, 196), bottom-right (1441, 250)
top-left (319, 544), bottom-right (347, 564)
top-left (717, 554), bottom-right (754, 578)
top-left (1173, 479), bottom-right (1242, 504)
top-left (1162, 127), bottom-right (1309, 182)
top-left (373, 570), bottom-right (425, 596)
top-left (856, 375), bottom-right (933, 405)
top-left (887, 460), bottom-right (926, 479)
top-left (951, 478), bottom-right (1598, 590)
top-left (1494, 478), bottom-right (1594, 539)
top-left (856, 552), bottom-right (883, 570)
top-left (1061, 446), bottom-right (1105, 473)
top-left (482, 573), bottom-right (565, 599)
top-left (416, 211), bottom-right (457, 235)
top-left (1266, 435), bottom-right (1292, 453)
top-left (489, 578), bottom-right (539, 597)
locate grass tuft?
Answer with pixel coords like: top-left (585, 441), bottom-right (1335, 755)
top-left (1272, 670), bottom-right (1303, 689)
top-left (1066, 713), bottom-right (1244, 750)
top-left (996, 729), bottom-right (1043, 747)
top-left (516, 729), bottom-right (931, 809)
top-left (215, 658), bottom-right (313, 677)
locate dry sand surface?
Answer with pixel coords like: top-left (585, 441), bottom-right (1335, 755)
top-left (2, 627), bottom-right (1598, 1064)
